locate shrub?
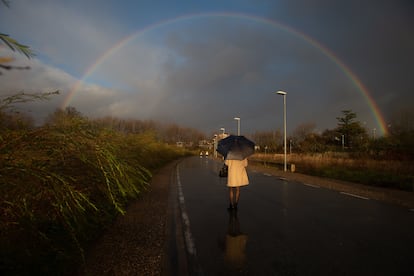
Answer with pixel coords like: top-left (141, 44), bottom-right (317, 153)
top-left (0, 116), bottom-right (187, 274)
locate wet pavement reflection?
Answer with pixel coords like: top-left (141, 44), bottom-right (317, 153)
top-left (223, 209), bottom-right (248, 273)
top-left (176, 156), bottom-right (414, 275)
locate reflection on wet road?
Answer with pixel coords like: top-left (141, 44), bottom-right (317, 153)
top-left (224, 209), bottom-right (248, 273)
top-left (175, 156), bottom-right (414, 275)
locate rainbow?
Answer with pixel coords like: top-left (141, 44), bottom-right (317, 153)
top-left (62, 12), bottom-right (388, 136)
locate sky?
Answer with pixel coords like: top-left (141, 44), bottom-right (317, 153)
top-left (1, 0), bottom-right (413, 136)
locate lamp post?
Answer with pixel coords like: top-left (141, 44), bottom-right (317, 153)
top-left (213, 134), bottom-right (218, 158)
top-left (234, 117), bottom-right (240, 136)
top-left (276, 90), bottom-right (287, 172)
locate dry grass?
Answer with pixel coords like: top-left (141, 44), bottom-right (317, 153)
top-left (252, 153), bottom-right (414, 191)
top-left (0, 118), bottom-right (189, 275)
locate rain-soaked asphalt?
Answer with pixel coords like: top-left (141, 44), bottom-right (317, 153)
top-left (168, 156), bottom-right (414, 275)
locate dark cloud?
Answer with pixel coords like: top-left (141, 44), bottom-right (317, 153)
top-left (1, 0), bottom-right (411, 135)
top-left (141, 17), bottom-right (373, 134)
top-left (270, 0), bottom-right (414, 125)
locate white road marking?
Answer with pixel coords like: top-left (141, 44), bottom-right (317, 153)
top-left (340, 192), bottom-right (369, 200)
top-left (303, 183), bottom-right (320, 188)
top-left (176, 165), bottom-right (197, 256)
top-left (279, 177), bottom-right (287, 181)
top-left (263, 173), bottom-right (272, 176)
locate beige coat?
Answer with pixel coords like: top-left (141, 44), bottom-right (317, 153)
top-left (225, 159), bottom-right (249, 187)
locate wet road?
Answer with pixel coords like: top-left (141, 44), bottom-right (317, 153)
top-left (171, 156), bottom-right (414, 275)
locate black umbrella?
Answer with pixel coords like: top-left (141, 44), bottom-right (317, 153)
top-left (216, 135), bottom-right (255, 160)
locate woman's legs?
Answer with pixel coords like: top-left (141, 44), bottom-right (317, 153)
top-left (235, 187), bottom-right (240, 205)
top-left (228, 187), bottom-right (241, 209)
top-left (228, 187), bottom-right (234, 207)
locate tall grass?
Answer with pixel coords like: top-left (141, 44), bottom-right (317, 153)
top-left (252, 153), bottom-right (414, 191)
top-left (0, 116), bottom-right (188, 275)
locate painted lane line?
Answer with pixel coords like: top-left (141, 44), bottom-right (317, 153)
top-left (263, 173), bottom-right (272, 176)
top-left (304, 183), bottom-right (320, 188)
top-left (340, 192), bottom-right (369, 200)
top-left (279, 177), bottom-right (287, 181)
top-left (176, 165), bottom-right (197, 256)
top-left (178, 195), bottom-right (185, 205)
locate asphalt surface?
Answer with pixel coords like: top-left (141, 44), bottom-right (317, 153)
top-left (169, 156), bottom-right (414, 275)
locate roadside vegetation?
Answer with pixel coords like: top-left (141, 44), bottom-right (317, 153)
top-left (251, 110), bottom-right (414, 191)
top-left (1, 9), bottom-right (201, 274)
top-left (0, 104), bottom-right (197, 275)
top-left (251, 153), bottom-right (413, 191)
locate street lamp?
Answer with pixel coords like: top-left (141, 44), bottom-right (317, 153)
top-left (276, 90), bottom-right (287, 172)
top-left (234, 117), bottom-right (240, 136)
top-left (213, 134), bottom-right (218, 158)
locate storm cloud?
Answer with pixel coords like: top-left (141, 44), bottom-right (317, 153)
top-left (1, 0), bottom-right (412, 136)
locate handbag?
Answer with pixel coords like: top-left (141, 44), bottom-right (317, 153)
top-left (219, 164), bottom-right (228, 177)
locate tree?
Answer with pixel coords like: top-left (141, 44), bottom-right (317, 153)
top-left (335, 110), bottom-right (368, 150)
top-left (290, 122), bottom-right (325, 153)
top-left (251, 130), bottom-right (282, 153)
top-left (0, 91), bottom-right (59, 132)
top-left (387, 107), bottom-right (414, 159)
top-left (0, 110), bottom-right (34, 130)
top-left (319, 129), bottom-right (337, 151)
top-left (45, 106), bottom-right (84, 127)
top-left (160, 123), bottom-right (205, 146)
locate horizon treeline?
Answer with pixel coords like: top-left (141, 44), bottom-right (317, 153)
top-left (0, 104), bottom-right (207, 147)
top-left (251, 109), bottom-right (414, 160)
top-left (1, 98), bottom-right (413, 160)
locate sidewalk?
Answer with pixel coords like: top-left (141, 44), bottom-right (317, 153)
top-left (77, 160), bottom-right (181, 275)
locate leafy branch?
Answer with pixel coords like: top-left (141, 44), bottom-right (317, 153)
top-left (1, 0), bottom-right (35, 59)
top-left (0, 33), bottom-right (34, 59)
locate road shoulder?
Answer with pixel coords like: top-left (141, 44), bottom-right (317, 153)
top-left (249, 163), bottom-right (414, 209)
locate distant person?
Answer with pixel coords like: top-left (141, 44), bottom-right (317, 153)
top-left (224, 158), bottom-right (249, 210)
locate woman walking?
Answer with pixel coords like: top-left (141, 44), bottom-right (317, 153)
top-left (225, 158), bottom-right (249, 210)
